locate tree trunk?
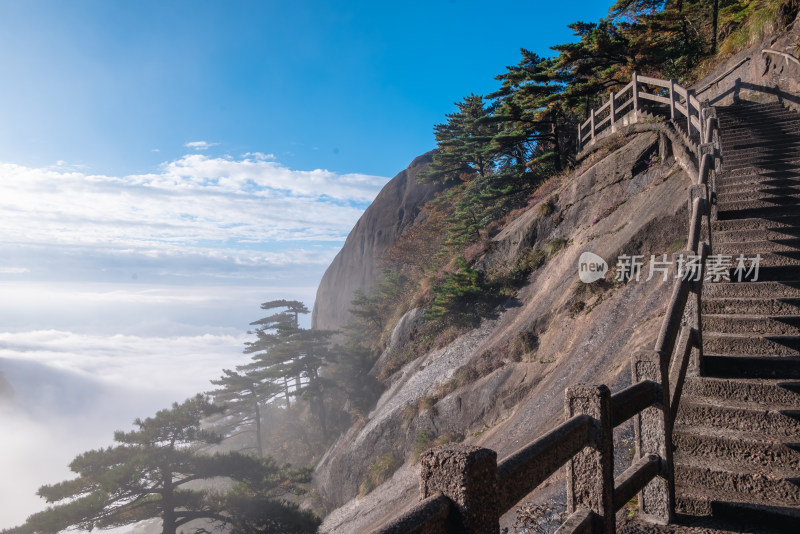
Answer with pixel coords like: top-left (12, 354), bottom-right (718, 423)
top-left (254, 400), bottom-right (263, 457)
top-left (551, 122), bottom-right (562, 172)
top-left (711, 0), bottom-right (719, 53)
top-left (316, 396), bottom-right (328, 442)
top-left (161, 474), bottom-right (177, 534)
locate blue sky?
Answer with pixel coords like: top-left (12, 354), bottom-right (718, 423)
top-left (0, 0), bottom-right (615, 528)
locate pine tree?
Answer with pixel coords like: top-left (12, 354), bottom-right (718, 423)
top-left (490, 50), bottom-right (566, 172)
top-left (208, 368), bottom-right (282, 457)
top-left (418, 94), bottom-right (499, 184)
top-left (5, 396), bottom-right (317, 534)
top-left (241, 300), bottom-right (337, 443)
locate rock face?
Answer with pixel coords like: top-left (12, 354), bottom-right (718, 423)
top-left (693, 12), bottom-right (800, 108)
top-left (311, 152), bottom-right (445, 332)
top-left (316, 129), bottom-right (693, 531)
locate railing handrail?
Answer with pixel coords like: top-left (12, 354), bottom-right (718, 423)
top-left (577, 73), bottom-right (709, 151)
top-left (371, 73), bottom-right (720, 534)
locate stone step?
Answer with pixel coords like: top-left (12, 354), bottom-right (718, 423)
top-left (703, 355), bottom-right (800, 379)
top-left (723, 132), bottom-right (800, 145)
top-left (704, 251), bottom-right (800, 269)
top-left (716, 174), bottom-right (800, 191)
top-left (723, 161), bottom-right (800, 175)
top-left (720, 107), bottom-right (798, 118)
top-left (721, 129), bottom-right (800, 143)
top-left (718, 102), bottom-right (788, 113)
top-left (721, 119), bottom-right (800, 133)
top-left (713, 215), bottom-right (800, 233)
top-left (722, 131), bottom-right (800, 144)
top-left (713, 239), bottom-right (800, 255)
top-left (703, 333), bottom-right (800, 357)
top-left (716, 187), bottom-right (800, 202)
top-left (714, 228), bottom-right (800, 244)
top-left (720, 116), bottom-right (792, 128)
top-left (719, 169), bottom-right (794, 182)
top-left (683, 376), bottom-right (800, 405)
top-left (675, 397), bottom-right (800, 436)
top-left (719, 104), bottom-right (796, 116)
top-left (721, 139), bottom-right (800, 152)
top-left (724, 154), bottom-right (800, 168)
top-left (717, 204), bottom-right (800, 220)
top-left (716, 169), bottom-right (800, 186)
top-left (675, 458), bottom-right (800, 507)
top-left (720, 120), bottom-right (800, 135)
top-left (703, 297), bottom-right (800, 315)
top-left (674, 423), bottom-right (800, 470)
top-left (676, 485), bottom-right (800, 532)
top-left (724, 156), bottom-right (800, 170)
top-left (703, 315), bottom-right (800, 336)
top-left (704, 281), bottom-right (800, 298)
top-left (716, 183), bottom-right (800, 198)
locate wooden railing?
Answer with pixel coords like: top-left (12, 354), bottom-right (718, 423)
top-left (371, 76), bottom-right (720, 534)
top-left (577, 73), bottom-right (707, 151)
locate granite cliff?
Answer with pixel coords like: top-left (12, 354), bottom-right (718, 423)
top-left (311, 152), bottom-right (447, 333)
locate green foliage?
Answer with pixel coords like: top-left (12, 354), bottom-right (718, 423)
top-left (412, 430), bottom-right (431, 462)
top-left (346, 269), bottom-right (410, 349)
top-left (537, 197), bottom-right (556, 217)
top-left (359, 453), bottom-right (401, 496)
top-left (418, 94), bottom-right (500, 185)
top-left (6, 396), bottom-right (316, 534)
top-left (239, 301), bottom-right (337, 442)
top-left (425, 257), bottom-right (488, 325)
top-left (508, 331), bottom-right (540, 361)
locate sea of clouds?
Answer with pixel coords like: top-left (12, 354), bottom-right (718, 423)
top-left (0, 151), bottom-right (388, 528)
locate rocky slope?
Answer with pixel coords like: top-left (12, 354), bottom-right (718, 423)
top-left (314, 127), bottom-right (694, 531)
top-left (311, 152), bottom-right (447, 332)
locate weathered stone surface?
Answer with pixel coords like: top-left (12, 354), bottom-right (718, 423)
top-left (419, 444), bottom-right (499, 533)
top-left (566, 384), bottom-right (614, 533)
top-left (692, 12), bottom-right (800, 109)
top-left (369, 307), bottom-right (426, 379)
top-left (311, 152), bottom-right (446, 333)
top-left (317, 129), bottom-right (690, 532)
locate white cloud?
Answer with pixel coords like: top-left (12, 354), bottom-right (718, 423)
top-left (0, 154), bottom-right (388, 283)
top-left (0, 267), bottom-right (28, 274)
top-left (185, 140), bottom-right (219, 150)
top-left (0, 329), bottom-right (248, 393)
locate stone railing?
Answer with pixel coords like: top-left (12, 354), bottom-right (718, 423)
top-left (369, 76), bottom-right (720, 534)
top-left (577, 73), bottom-right (708, 151)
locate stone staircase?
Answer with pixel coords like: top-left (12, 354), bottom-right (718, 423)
top-left (671, 102), bottom-right (800, 531)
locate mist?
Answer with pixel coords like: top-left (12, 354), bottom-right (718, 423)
top-left (0, 281), bottom-right (317, 528)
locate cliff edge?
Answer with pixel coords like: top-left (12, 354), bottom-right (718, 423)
top-left (311, 152), bottom-right (447, 332)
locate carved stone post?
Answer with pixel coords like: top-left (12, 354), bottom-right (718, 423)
top-left (689, 183), bottom-right (711, 253)
top-left (669, 79), bottom-right (677, 120)
top-left (632, 351), bottom-right (674, 525)
top-left (683, 243), bottom-right (708, 376)
top-left (578, 122), bottom-right (583, 152)
top-left (687, 89), bottom-right (696, 138)
top-left (419, 444), bottom-right (499, 533)
top-left (610, 91), bottom-right (617, 132)
top-left (698, 144), bottom-right (716, 251)
top-left (566, 384), bottom-right (614, 534)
